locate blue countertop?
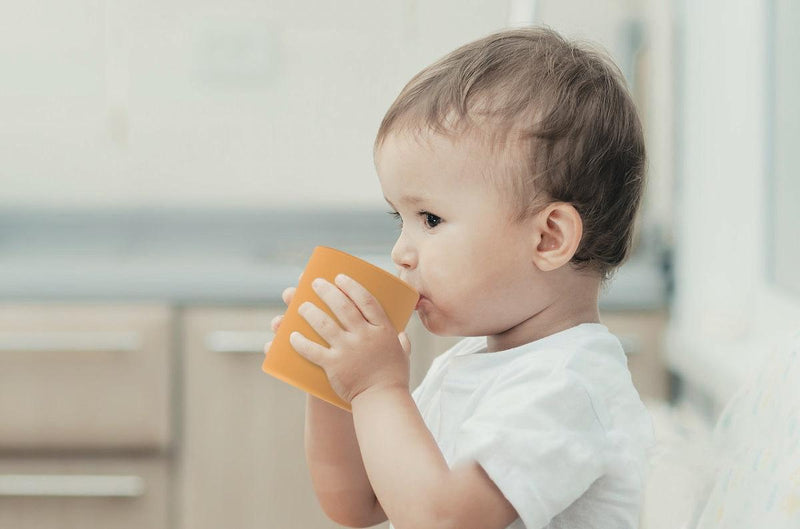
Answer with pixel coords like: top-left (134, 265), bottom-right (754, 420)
top-left (0, 208), bottom-right (669, 309)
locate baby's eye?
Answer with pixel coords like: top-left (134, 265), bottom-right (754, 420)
top-left (386, 210), bottom-right (403, 228)
top-left (421, 211), bottom-right (442, 229)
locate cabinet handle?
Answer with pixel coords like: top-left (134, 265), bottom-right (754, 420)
top-left (0, 331), bottom-right (141, 353)
top-left (205, 331), bottom-right (274, 354)
top-left (0, 474), bottom-right (145, 497)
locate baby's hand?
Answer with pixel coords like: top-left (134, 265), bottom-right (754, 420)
top-left (289, 274), bottom-right (411, 403)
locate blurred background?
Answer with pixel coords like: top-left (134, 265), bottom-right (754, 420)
top-left (0, 0), bottom-right (797, 528)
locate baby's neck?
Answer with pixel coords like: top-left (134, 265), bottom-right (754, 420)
top-left (486, 272), bottom-right (601, 353)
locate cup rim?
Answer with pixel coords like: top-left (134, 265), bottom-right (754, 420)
top-left (314, 245), bottom-right (418, 297)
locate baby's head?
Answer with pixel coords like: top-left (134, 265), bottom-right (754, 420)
top-left (374, 27), bottom-right (646, 342)
top-left (376, 26), bottom-right (645, 279)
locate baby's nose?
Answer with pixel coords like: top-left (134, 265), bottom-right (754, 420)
top-left (391, 236), bottom-right (417, 270)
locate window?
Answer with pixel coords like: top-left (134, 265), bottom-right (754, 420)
top-left (768, 0), bottom-right (800, 296)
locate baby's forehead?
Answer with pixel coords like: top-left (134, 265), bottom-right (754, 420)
top-left (379, 125), bottom-right (522, 169)
top-left (379, 132), bottom-right (522, 209)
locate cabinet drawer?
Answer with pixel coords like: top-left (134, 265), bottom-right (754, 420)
top-left (601, 309), bottom-right (669, 401)
top-left (179, 306), bottom-right (342, 529)
top-left (0, 304), bottom-right (172, 451)
top-left (0, 457), bottom-right (169, 529)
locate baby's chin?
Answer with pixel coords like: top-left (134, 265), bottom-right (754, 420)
top-left (416, 309), bottom-right (449, 336)
top-left (417, 310), bottom-right (479, 338)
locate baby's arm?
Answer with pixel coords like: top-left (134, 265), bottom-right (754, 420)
top-left (288, 275), bottom-right (518, 529)
top-left (351, 386), bottom-right (518, 529)
top-left (304, 395), bottom-right (387, 526)
top-left (269, 285), bottom-right (385, 527)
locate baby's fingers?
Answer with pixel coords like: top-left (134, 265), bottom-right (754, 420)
top-left (282, 286), bottom-right (296, 306)
top-left (270, 314), bottom-right (284, 333)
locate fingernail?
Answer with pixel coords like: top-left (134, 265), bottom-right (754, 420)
top-left (335, 274), bottom-right (349, 284)
top-left (312, 278), bottom-right (324, 289)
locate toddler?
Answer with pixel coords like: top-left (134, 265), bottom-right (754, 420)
top-left (267, 26), bottom-right (653, 529)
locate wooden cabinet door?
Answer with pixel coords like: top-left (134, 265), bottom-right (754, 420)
top-left (0, 457), bottom-right (169, 529)
top-left (0, 303), bottom-right (173, 451)
top-left (0, 303), bottom-right (173, 528)
top-left (178, 306), bottom-right (351, 529)
top-left (601, 309), bottom-right (669, 402)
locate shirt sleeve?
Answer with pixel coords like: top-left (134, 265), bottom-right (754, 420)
top-left (451, 364), bottom-right (610, 529)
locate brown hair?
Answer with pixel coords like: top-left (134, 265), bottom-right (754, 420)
top-left (374, 26), bottom-right (646, 279)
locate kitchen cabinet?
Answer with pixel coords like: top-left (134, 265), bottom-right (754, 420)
top-left (0, 302), bottom-right (437, 529)
top-left (0, 304), bottom-right (173, 451)
top-left (178, 306), bottom-right (347, 529)
top-left (0, 457), bottom-right (170, 529)
top-left (0, 303), bottom-right (173, 529)
top-left (0, 300), bottom-right (666, 529)
top-left (176, 308), bottom-right (449, 529)
top-left (601, 309), bottom-right (669, 402)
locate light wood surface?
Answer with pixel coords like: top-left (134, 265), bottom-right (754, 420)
top-left (177, 306), bottom-right (349, 529)
top-left (601, 309), bottom-right (670, 402)
top-left (0, 303), bottom-right (172, 451)
top-left (0, 457), bottom-right (169, 529)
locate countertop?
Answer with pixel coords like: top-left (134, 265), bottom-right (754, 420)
top-left (0, 208), bottom-right (669, 309)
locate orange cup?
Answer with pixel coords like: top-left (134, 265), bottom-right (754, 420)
top-left (262, 246), bottom-right (419, 411)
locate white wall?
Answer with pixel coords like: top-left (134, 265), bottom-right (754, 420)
top-left (668, 0), bottom-right (800, 409)
top-left (0, 0), bottom-right (512, 209)
top-left (1, 1), bottom-right (666, 214)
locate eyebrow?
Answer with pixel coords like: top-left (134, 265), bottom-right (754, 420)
top-left (384, 195), bottom-right (428, 208)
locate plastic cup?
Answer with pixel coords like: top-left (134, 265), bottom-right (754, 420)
top-left (262, 246), bottom-right (419, 411)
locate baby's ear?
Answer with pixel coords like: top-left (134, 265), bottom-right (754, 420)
top-left (531, 202), bottom-right (583, 272)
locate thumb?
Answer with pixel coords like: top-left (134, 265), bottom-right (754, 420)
top-left (398, 331), bottom-right (411, 356)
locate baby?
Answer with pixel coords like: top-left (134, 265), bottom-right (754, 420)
top-left (267, 26), bottom-right (653, 529)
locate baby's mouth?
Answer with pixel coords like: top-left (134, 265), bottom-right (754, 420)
top-left (415, 295), bottom-right (427, 310)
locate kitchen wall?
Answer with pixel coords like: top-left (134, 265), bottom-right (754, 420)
top-left (1, 0), bottom-right (515, 209)
top-left (0, 1), bottom-right (667, 216)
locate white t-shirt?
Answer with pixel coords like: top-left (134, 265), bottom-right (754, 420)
top-left (400, 323), bottom-right (654, 529)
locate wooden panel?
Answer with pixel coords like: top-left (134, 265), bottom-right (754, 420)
top-left (601, 309), bottom-right (670, 402)
top-left (0, 457), bottom-right (169, 529)
top-left (0, 304), bottom-right (172, 451)
top-left (178, 306), bottom-right (349, 529)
